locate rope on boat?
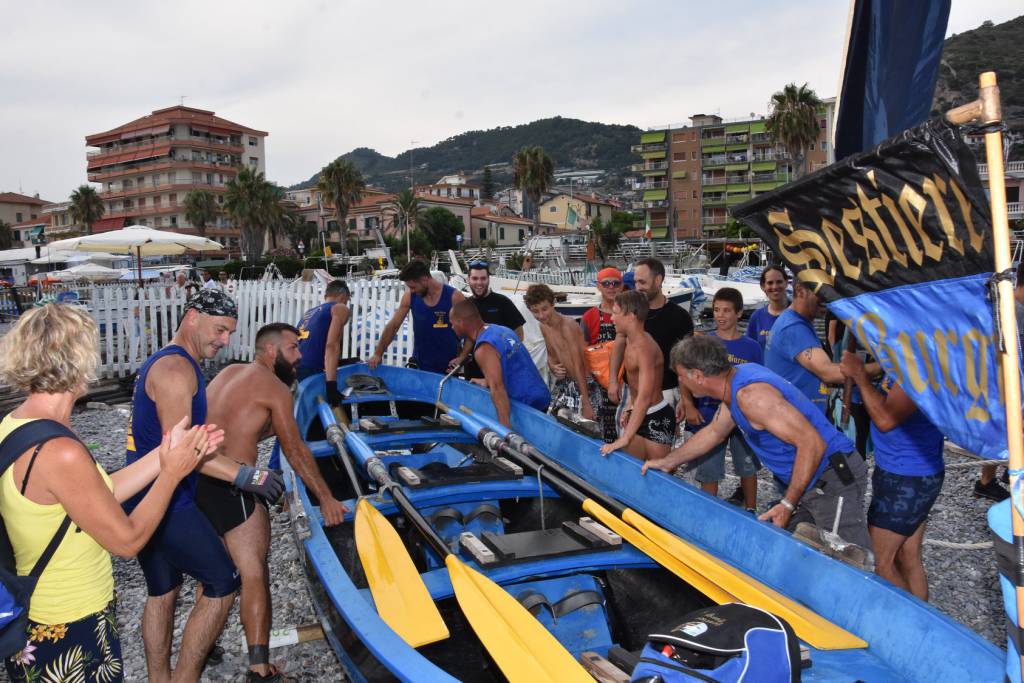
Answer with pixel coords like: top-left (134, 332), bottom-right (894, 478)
top-left (923, 538), bottom-right (994, 549)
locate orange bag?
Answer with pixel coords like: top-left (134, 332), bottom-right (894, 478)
top-left (585, 341), bottom-right (623, 390)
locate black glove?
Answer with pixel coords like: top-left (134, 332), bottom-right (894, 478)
top-left (234, 465), bottom-right (285, 504)
top-left (326, 380), bottom-right (343, 405)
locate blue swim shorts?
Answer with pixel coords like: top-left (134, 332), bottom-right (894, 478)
top-left (695, 431), bottom-right (760, 483)
top-left (867, 466), bottom-right (945, 537)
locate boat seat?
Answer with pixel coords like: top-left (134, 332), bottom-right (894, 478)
top-left (509, 574), bottom-right (615, 658)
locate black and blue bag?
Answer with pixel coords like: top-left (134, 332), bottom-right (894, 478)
top-left (0, 419), bottom-right (79, 659)
top-left (631, 602), bottom-right (800, 683)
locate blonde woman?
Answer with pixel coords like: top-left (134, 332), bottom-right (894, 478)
top-left (0, 304), bottom-right (223, 683)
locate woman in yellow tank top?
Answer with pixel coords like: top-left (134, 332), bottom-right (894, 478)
top-left (0, 305), bottom-right (224, 683)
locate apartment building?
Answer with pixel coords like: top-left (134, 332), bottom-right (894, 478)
top-left (41, 201), bottom-right (82, 240)
top-left (631, 99), bottom-right (835, 239)
top-left (537, 192), bottom-right (616, 231)
top-left (85, 105), bottom-right (268, 251)
top-left (0, 192), bottom-right (48, 226)
top-left (416, 172), bottom-right (482, 203)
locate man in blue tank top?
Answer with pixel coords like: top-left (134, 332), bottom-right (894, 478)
top-left (297, 279), bottom-right (351, 403)
top-left (449, 299), bottom-right (550, 428)
top-left (841, 351), bottom-right (945, 601)
top-left (643, 336), bottom-right (871, 551)
top-left (368, 260), bottom-right (464, 374)
top-left (125, 290), bottom-right (285, 683)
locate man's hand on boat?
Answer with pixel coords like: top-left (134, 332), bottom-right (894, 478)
top-left (600, 436), bottom-right (630, 456)
top-left (758, 502), bottom-right (793, 529)
top-left (366, 353), bottom-right (383, 370)
top-left (319, 495), bottom-right (349, 526)
top-left (640, 453), bottom-right (682, 475)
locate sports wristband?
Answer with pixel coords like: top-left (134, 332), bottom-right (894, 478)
top-left (779, 498), bottom-right (796, 512)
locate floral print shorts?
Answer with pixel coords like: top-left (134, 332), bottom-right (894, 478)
top-left (5, 600), bottom-right (122, 683)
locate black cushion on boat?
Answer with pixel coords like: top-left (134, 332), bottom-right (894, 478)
top-left (429, 504), bottom-right (501, 529)
top-left (991, 531), bottom-right (1024, 587)
top-left (345, 374), bottom-right (387, 393)
top-left (516, 589), bottom-right (604, 621)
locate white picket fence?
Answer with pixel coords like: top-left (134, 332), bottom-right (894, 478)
top-left (85, 279), bottom-right (413, 378)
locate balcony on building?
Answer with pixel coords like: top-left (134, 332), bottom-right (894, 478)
top-left (631, 142), bottom-right (668, 153)
top-left (978, 161), bottom-right (1024, 180)
top-left (633, 179), bottom-right (669, 191)
top-left (630, 161), bottom-right (669, 173)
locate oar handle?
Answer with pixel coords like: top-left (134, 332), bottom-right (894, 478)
top-left (366, 457), bottom-right (453, 560)
top-left (317, 396), bottom-right (364, 497)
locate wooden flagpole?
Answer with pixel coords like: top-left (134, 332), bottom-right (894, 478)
top-left (947, 71), bottom-right (1024, 680)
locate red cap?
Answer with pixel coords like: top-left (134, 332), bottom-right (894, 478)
top-left (597, 267), bottom-right (622, 282)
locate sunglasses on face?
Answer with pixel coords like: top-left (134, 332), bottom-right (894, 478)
top-left (599, 280), bottom-right (622, 288)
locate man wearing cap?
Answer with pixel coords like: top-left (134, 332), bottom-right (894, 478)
top-left (580, 267), bottom-right (622, 441)
top-left (449, 260), bottom-right (526, 382)
top-left (296, 279), bottom-right (352, 402)
top-left (125, 290), bottom-right (285, 683)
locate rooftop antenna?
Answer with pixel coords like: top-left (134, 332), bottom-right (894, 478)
top-left (179, 95), bottom-right (187, 106)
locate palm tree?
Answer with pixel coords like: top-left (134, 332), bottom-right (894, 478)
top-left (69, 185), bottom-right (104, 235)
top-left (0, 221), bottom-right (12, 250)
top-left (512, 146), bottom-right (554, 236)
top-left (317, 160), bottom-right (366, 256)
top-left (386, 189), bottom-right (424, 261)
top-left (183, 189), bottom-right (218, 237)
top-left (224, 167), bottom-right (276, 262)
top-left (766, 82), bottom-right (823, 178)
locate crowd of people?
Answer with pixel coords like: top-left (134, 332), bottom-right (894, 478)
top-left (0, 254), bottom-right (1007, 681)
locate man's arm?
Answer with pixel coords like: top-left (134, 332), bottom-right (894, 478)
top-left (737, 383), bottom-right (827, 528)
top-left (148, 354), bottom-right (198, 434)
top-left (795, 346), bottom-right (845, 385)
top-left (599, 345), bottom-right (658, 455)
top-left (513, 326), bottom-right (524, 341)
top-left (369, 291), bottom-right (412, 367)
top-left (641, 403), bottom-right (734, 471)
top-left (840, 351), bottom-right (916, 432)
top-left (324, 302), bottom-right (350, 383)
top-left (475, 344), bottom-right (512, 428)
top-left (607, 334), bottom-right (626, 403)
top-left (268, 383), bottom-right (348, 525)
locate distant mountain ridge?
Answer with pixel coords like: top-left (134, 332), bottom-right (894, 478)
top-left (289, 117), bottom-right (640, 191)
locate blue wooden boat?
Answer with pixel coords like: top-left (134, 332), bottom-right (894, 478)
top-left (277, 364), bottom-right (1004, 682)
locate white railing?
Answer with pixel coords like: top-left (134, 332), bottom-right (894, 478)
top-left (1009, 202), bottom-right (1023, 218)
top-left (83, 279), bottom-right (413, 378)
top-left (978, 161), bottom-right (1024, 178)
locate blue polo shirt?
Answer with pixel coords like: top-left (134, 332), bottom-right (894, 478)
top-left (765, 309), bottom-right (829, 413)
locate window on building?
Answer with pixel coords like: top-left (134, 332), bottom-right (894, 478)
top-left (249, 157), bottom-right (258, 167)
top-left (821, 141), bottom-right (828, 152)
top-left (820, 119), bottom-right (827, 129)
top-left (499, 227), bottom-right (506, 240)
top-left (549, 206), bottom-right (557, 212)
top-left (348, 218), bottom-right (356, 230)
top-left (248, 136), bottom-right (258, 146)
top-left (170, 216), bottom-right (177, 226)
top-left (479, 227), bottom-right (487, 241)
top-left (692, 190), bottom-right (698, 199)
top-left (673, 152), bottom-right (686, 162)
top-left (518, 229), bottom-right (525, 241)
top-left (15, 213), bottom-right (22, 222)
top-left (691, 151), bottom-right (697, 160)
top-left (808, 142), bottom-right (815, 151)
top-left (206, 173), bottom-right (214, 184)
top-left (138, 197), bottom-right (146, 207)
top-left (192, 172), bottom-right (202, 183)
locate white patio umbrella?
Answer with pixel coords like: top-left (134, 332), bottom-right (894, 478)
top-left (49, 226), bottom-right (224, 285)
top-left (29, 250), bottom-right (124, 265)
top-left (50, 263), bottom-right (124, 282)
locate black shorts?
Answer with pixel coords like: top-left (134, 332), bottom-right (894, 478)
top-left (636, 400), bottom-right (677, 446)
top-left (194, 473), bottom-right (267, 537)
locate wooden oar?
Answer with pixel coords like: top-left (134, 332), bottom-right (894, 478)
top-left (316, 399), bottom-right (449, 648)
top-left (361, 457), bottom-right (593, 682)
top-left (441, 402), bottom-right (867, 651)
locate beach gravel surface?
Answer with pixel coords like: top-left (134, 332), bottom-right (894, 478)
top-left (26, 406), bottom-right (1003, 682)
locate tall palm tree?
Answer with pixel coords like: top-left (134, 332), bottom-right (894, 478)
top-left (317, 160), bottom-right (366, 256)
top-left (69, 185), bottom-right (104, 235)
top-left (766, 82), bottom-right (823, 178)
top-left (224, 167), bottom-right (276, 262)
top-left (260, 183), bottom-right (287, 251)
top-left (386, 189), bottom-right (424, 261)
top-left (183, 189), bottom-right (218, 237)
top-left (512, 146), bottom-right (554, 236)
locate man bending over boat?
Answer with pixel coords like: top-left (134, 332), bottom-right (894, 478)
top-left (368, 260), bottom-right (464, 373)
top-left (198, 323), bottom-right (349, 682)
top-left (599, 290), bottom-right (676, 460)
top-left (840, 351), bottom-right (943, 600)
top-left (449, 299), bottom-right (550, 428)
top-left (643, 336), bottom-right (871, 550)
top-left (523, 283), bottom-right (595, 421)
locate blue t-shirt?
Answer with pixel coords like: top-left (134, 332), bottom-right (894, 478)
top-left (746, 306), bottom-right (781, 350)
top-left (871, 376), bottom-right (945, 476)
top-left (474, 324), bottom-right (551, 411)
top-left (691, 332), bottom-right (763, 429)
top-left (765, 309), bottom-right (828, 413)
top-left (410, 284), bottom-right (459, 374)
top-left (297, 301), bottom-right (335, 375)
top-left (124, 345), bottom-right (207, 511)
top-left (729, 363), bottom-right (853, 486)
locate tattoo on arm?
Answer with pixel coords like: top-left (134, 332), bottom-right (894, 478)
top-left (802, 349), bottom-right (813, 362)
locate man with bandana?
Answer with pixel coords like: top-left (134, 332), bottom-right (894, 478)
top-left (125, 290), bottom-right (285, 682)
top-left (197, 323), bottom-right (348, 682)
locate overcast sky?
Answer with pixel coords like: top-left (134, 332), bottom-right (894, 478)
top-left (2, 0), bottom-right (1020, 201)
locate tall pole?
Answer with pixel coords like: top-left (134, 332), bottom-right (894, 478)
top-left (947, 71), bottom-right (1024, 683)
top-left (408, 140), bottom-right (418, 262)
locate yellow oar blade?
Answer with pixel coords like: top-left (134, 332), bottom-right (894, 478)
top-left (445, 555), bottom-right (592, 683)
top-left (621, 508), bottom-right (868, 651)
top-left (355, 499), bottom-right (449, 647)
top-left (581, 499), bottom-right (735, 605)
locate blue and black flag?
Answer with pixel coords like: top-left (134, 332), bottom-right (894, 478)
top-left (733, 120), bottom-right (1008, 460)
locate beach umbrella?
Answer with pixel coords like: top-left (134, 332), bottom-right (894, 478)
top-left (28, 250), bottom-right (124, 265)
top-left (48, 226), bottom-right (224, 285)
top-left (51, 263), bottom-right (124, 281)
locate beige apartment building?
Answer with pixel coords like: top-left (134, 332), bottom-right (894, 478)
top-left (85, 105), bottom-right (268, 253)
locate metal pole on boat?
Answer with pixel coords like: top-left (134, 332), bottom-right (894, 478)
top-left (947, 72), bottom-right (1024, 681)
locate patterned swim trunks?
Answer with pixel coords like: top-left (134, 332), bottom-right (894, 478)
top-left (868, 466), bottom-right (945, 537)
top-left (635, 399), bottom-right (677, 446)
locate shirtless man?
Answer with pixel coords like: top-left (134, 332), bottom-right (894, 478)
top-left (599, 290), bottom-right (676, 460)
top-left (197, 323), bottom-right (349, 682)
top-left (524, 283), bottom-right (595, 420)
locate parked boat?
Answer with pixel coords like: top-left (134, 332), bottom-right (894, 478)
top-left (278, 364), bottom-right (1003, 682)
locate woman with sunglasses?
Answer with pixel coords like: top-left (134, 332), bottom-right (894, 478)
top-left (580, 268), bottom-right (623, 441)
